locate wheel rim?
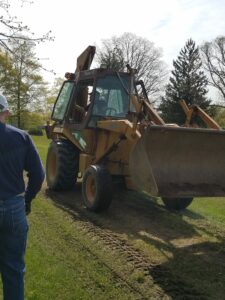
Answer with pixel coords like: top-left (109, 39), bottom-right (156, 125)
top-left (48, 152), bottom-right (57, 182)
top-left (86, 174), bottom-right (96, 204)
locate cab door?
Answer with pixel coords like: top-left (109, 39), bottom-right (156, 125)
top-left (51, 81), bottom-right (75, 122)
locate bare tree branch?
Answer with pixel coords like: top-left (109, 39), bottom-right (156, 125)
top-left (96, 32), bottom-right (168, 101)
top-left (0, 0), bottom-right (54, 53)
top-left (201, 37), bottom-right (225, 100)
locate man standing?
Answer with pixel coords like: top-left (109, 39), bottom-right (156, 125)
top-left (0, 93), bottom-right (45, 300)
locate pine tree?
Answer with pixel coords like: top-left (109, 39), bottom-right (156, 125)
top-left (159, 39), bottom-right (210, 124)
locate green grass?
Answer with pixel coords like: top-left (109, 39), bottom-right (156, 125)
top-left (24, 195), bottom-right (139, 300)
top-left (190, 197), bottom-right (225, 225)
top-left (2, 134), bottom-right (225, 299)
top-left (32, 134), bottom-right (50, 165)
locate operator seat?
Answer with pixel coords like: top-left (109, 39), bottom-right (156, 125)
top-left (93, 92), bottom-right (108, 115)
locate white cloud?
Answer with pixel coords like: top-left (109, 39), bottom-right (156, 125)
top-left (147, 0), bottom-right (225, 68)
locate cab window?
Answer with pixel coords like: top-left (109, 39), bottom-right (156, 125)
top-left (92, 75), bottom-right (130, 118)
top-left (52, 81), bottom-right (74, 121)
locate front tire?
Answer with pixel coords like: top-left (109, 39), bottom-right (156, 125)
top-left (162, 197), bottom-right (193, 210)
top-left (82, 165), bottom-right (113, 212)
top-left (46, 139), bottom-right (79, 190)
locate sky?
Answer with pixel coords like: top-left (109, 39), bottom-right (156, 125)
top-left (7, 0), bottom-right (225, 92)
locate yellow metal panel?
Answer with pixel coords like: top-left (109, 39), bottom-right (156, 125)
top-left (93, 129), bottom-right (134, 176)
top-left (53, 126), bottom-right (97, 154)
top-left (70, 129), bottom-right (97, 153)
top-left (94, 130), bottom-right (111, 161)
top-left (97, 120), bottom-right (141, 142)
top-left (79, 154), bottom-right (94, 174)
top-left (53, 126), bottom-right (83, 151)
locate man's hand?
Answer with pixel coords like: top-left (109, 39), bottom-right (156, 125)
top-left (25, 202), bottom-right (31, 215)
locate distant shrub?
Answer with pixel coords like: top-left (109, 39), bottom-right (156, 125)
top-left (28, 127), bottom-right (43, 136)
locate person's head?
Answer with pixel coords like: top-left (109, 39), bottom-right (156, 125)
top-left (96, 98), bottom-right (107, 114)
top-left (0, 93), bottom-right (9, 123)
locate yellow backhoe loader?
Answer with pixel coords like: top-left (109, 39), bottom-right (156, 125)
top-left (45, 45), bottom-right (225, 212)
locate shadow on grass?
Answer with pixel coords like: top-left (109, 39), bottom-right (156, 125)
top-left (182, 208), bottom-right (205, 220)
top-left (45, 185), bottom-right (225, 300)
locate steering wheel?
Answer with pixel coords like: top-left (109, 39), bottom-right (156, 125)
top-left (105, 107), bottom-right (117, 115)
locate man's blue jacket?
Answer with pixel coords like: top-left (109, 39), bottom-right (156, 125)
top-left (0, 122), bottom-right (45, 203)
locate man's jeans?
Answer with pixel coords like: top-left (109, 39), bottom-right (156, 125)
top-left (0, 196), bottom-right (28, 300)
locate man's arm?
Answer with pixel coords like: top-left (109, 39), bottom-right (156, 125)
top-left (24, 135), bottom-right (45, 214)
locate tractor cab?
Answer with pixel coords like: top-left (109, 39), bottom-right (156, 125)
top-left (51, 69), bottom-right (134, 130)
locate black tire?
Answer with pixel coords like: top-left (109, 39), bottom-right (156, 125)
top-left (46, 139), bottom-right (79, 190)
top-left (162, 197), bottom-right (193, 211)
top-left (82, 165), bottom-right (113, 212)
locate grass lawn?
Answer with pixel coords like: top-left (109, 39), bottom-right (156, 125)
top-left (24, 192), bottom-right (140, 300)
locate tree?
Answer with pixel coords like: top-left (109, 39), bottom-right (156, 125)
top-left (96, 32), bottom-right (168, 100)
top-left (0, 0), bottom-right (53, 52)
top-left (201, 36), bottom-right (225, 101)
top-left (159, 39), bottom-right (210, 124)
top-left (0, 39), bottom-right (48, 128)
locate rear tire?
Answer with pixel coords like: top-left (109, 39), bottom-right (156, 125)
top-left (82, 165), bottom-right (113, 212)
top-left (46, 139), bottom-right (79, 190)
top-left (162, 197), bottom-right (193, 210)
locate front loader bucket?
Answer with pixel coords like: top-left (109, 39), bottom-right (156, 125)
top-left (130, 125), bottom-right (225, 197)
